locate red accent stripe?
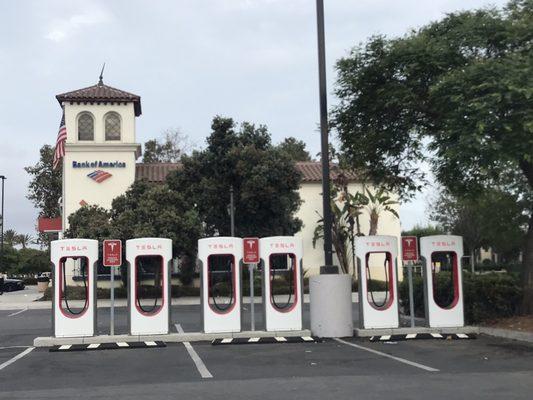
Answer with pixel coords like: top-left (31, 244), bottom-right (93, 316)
top-left (94, 172), bottom-right (112, 183)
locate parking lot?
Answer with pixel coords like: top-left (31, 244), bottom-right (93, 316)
top-left (1, 304), bottom-right (532, 400)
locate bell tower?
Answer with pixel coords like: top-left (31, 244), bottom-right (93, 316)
top-left (56, 78), bottom-right (142, 231)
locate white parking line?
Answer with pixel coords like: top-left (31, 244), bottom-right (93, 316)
top-left (0, 346), bottom-right (31, 350)
top-left (8, 308), bottom-right (28, 317)
top-left (0, 347), bottom-right (35, 371)
top-left (334, 338), bottom-right (439, 372)
top-left (175, 324), bottom-right (213, 379)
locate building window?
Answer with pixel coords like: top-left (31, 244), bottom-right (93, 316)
top-left (78, 113), bottom-right (94, 141)
top-left (105, 112), bottom-right (121, 141)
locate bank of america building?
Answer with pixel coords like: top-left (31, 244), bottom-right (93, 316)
top-left (55, 79), bottom-right (401, 283)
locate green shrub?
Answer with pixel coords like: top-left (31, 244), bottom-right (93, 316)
top-left (399, 272), bottom-right (522, 324)
top-left (23, 277), bottom-right (38, 285)
top-left (352, 279), bottom-right (389, 292)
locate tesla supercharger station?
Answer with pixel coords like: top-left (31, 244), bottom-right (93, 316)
top-left (260, 236), bottom-right (303, 331)
top-left (51, 239), bottom-right (98, 337)
top-left (127, 238), bottom-right (172, 335)
top-left (199, 237), bottom-right (243, 333)
top-left (420, 235), bottom-right (464, 328)
top-left (355, 236), bottom-right (399, 329)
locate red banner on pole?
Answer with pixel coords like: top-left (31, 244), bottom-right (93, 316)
top-left (243, 238), bottom-right (260, 264)
top-left (103, 240), bottom-right (122, 267)
top-left (401, 236), bottom-right (418, 261)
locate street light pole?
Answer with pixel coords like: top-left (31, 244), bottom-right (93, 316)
top-left (0, 175), bottom-right (6, 273)
top-left (229, 185), bottom-right (235, 237)
top-left (316, 0), bottom-right (336, 273)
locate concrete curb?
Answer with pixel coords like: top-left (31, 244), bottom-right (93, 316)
top-left (479, 327), bottom-right (533, 343)
top-left (354, 326), bottom-right (479, 337)
top-left (33, 329), bottom-right (312, 347)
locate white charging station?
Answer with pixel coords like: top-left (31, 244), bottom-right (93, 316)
top-left (127, 238), bottom-right (172, 335)
top-left (355, 235), bottom-right (399, 329)
top-left (420, 235), bottom-right (464, 328)
top-left (51, 239), bottom-right (98, 337)
top-left (199, 237), bottom-right (243, 333)
top-left (260, 236), bottom-right (303, 331)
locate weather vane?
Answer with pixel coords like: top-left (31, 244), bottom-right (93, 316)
top-left (98, 63), bottom-right (106, 85)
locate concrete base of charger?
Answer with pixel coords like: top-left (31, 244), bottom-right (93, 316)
top-left (309, 274), bottom-right (353, 338)
top-left (33, 329), bottom-right (312, 347)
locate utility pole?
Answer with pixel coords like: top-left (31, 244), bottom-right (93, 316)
top-left (316, 0), bottom-right (336, 273)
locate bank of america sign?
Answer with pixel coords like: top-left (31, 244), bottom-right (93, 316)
top-left (87, 170), bottom-right (112, 183)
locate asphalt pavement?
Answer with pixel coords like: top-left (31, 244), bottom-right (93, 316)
top-left (1, 304), bottom-right (532, 399)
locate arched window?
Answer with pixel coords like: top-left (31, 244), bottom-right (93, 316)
top-left (78, 113), bottom-right (94, 141)
top-left (105, 112), bottom-right (121, 141)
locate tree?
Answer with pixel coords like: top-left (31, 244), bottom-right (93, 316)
top-left (66, 182), bottom-right (204, 285)
top-left (65, 206), bottom-right (114, 241)
top-left (312, 179), bottom-right (398, 275)
top-left (431, 189), bottom-right (527, 264)
top-left (17, 248), bottom-right (50, 276)
top-left (111, 181), bottom-right (203, 258)
top-left (166, 116), bottom-right (303, 237)
top-left (363, 187), bottom-right (399, 235)
top-left (332, 0), bottom-right (533, 312)
top-left (3, 229), bottom-right (18, 248)
top-left (142, 128), bottom-right (192, 163)
top-left (402, 224), bottom-right (445, 238)
top-left (277, 137), bottom-right (312, 162)
top-left (16, 234), bottom-right (34, 250)
top-left (25, 145), bottom-right (62, 218)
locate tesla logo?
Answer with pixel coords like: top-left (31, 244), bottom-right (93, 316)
top-left (243, 238), bottom-right (259, 263)
top-left (366, 241), bottom-right (390, 247)
top-left (208, 244), bottom-right (234, 250)
top-left (136, 244), bottom-right (163, 250)
top-left (402, 236), bottom-right (418, 261)
top-left (60, 245), bottom-right (88, 251)
top-left (104, 240), bottom-right (122, 267)
top-left (269, 243), bottom-right (295, 249)
top-left (432, 241), bottom-right (456, 247)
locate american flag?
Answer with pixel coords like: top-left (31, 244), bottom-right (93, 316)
top-left (53, 110), bottom-right (67, 169)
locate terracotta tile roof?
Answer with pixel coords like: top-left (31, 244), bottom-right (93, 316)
top-left (135, 162), bottom-right (358, 184)
top-left (135, 163), bottom-right (181, 182)
top-left (295, 161), bottom-right (358, 183)
top-left (56, 82), bottom-right (142, 116)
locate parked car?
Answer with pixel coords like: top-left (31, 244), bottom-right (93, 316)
top-left (2, 278), bottom-right (25, 292)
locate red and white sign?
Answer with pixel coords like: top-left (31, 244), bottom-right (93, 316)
top-left (401, 236), bottom-right (418, 261)
top-left (243, 237), bottom-right (259, 264)
top-left (103, 240), bottom-right (122, 267)
top-left (37, 217), bottom-right (62, 233)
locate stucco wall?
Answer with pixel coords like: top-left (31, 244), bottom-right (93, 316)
top-left (61, 102), bottom-right (140, 230)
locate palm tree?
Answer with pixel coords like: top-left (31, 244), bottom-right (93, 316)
top-left (16, 234), bottom-right (34, 249)
top-left (3, 229), bottom-right (18, 248)
top-left (364, 187), bottom-right (399, 235)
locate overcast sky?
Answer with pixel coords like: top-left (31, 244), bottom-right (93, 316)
top-left (0, 0), bottom-right (508, 236)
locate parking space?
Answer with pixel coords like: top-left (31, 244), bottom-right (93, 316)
top-left (1, 306), bottom-right (533, 399)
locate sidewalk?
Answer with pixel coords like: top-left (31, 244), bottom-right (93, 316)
top-left (0, 291), bottom-right (363, 311)
top-left (0, 286), bottom-right (43, 310)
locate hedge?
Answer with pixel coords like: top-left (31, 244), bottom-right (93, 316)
top-left (399, 271), bottom-right (522, 324)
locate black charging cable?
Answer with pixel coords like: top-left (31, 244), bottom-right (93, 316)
top-left (62, 258), bottom-right (88, 315)
top-left (270, 258), bottom-right (294, 310)
top-left (211, 260), bottom-right (234, 312)
top-left (366, 254), bottom-right (390, 308)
